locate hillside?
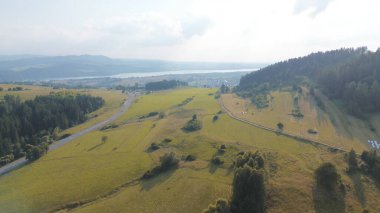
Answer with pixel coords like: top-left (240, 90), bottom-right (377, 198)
top-left (0, 88), bottom-right (379, 212)
top-left (238, 47), bottom-right (380, 117)
top-left (0, 55), bottom-right (261, 81)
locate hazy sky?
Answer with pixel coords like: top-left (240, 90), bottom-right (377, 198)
top-left (0, 0), bottom-right (379, 62)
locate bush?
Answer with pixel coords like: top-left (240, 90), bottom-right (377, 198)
top-left (25, 143), bottom-right (49, 161)
top-left (233, 151), bottom-right (264, 170)
top-left (162, 138), bottom-right (172, 143)
top-left (183, 119), bottom-right (202, 132)
top-left (211, 157), bottom-right (224, 165)
top-left (347, 149), bottom-right (358, 172)
top-left (307, 129), bottom-right (318, 134)
top-left (213, 115), bottom-right (219, 122)
top-left (149, 143), bottom-right (160, 151)
top-left (202, 199), bottom-right (231, 213)
top-left (277, 122), bottom-right (284, 130)
top-left (142, 152), bottom-right (179, 179)
top-left (0, 154), bottom-right (14, 166)
top-left (185, 154), bottom-right (196, 162)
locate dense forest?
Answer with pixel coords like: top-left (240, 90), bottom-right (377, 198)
top-left (0, 92), bottom-right (104, 164)
top-left (145, 80), bottom-right (188, 91)
top-left (237, 47), bottom-right (380, 116)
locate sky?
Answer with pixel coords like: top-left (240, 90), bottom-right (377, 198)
top-left (0, 0), bottom-right (379, 63)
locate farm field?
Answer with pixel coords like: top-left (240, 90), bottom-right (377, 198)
top-left (221, 90), bottom-right (377, 153)
top-left (0, 88), bottom-right (379, 213)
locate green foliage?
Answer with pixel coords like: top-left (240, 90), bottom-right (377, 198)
top-left (139, 111), bottom-right (159, 119)
top-left (230, 166), bottom-right (265, 213)
top-left (315, 162), bottom-right (341, 190)
top-left (347, 149), bottom-right (358, 172)
top-left (307, 129), bottom-right (318, 134)
top-left (237, 47), bottom-right (380, 116)
top-left (178, 97), bottom-right (193, 107)
top-left (251, 94), bottom-right (269, 109)
top-left (233, 151), bottom-right (264, 170)
top-left (277, 122), bottom-right (284, 130)
top-left (202, 199), bottom-right (231, 213)
top-left (220, 84), bottom-right (230, 94)
top-left (25, 143), bottom-right (49, 161)
top-left (183, 116), bottom-right (202, 132)
top-left (185, 154), bottom-right (196, 161)
top-left (0, 93), bottom-right (104, 162)
top-left (213, 115), bottom-right (219, 122)
top-left (149, 143), bottom-right (160, 151)
top-left (142, 152), bottom-right (179, 179)
top-left (360, 150), bottom-right (380, 182)
top-left (101, 136), bottom-right (108, 143)
top-left (145, 80), bottom-right (188, 91)
top-left (211, 157), bottom-right (224, 165)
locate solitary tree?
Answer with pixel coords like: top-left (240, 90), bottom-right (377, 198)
top-left (277, 122), bottom-right (284, 130)
top-left (101, 136), bottom-right (108, 143)
top-left (348, 149), bottom-right (358, 172)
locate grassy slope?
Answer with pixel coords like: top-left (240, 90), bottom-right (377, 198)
top-left (222, 89), bottom-right (374, 152)
top-left (0, 88), bottom-right (379, 213)
top-left (75, 89), bottom-right (379, 213)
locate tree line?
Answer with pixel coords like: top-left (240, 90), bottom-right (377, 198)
top-left (237, 47), bottom-right (380, 116)
top-left (145, 80), bottom-right (188, 91)
top-left (0, 92), bottom-right (104, 164)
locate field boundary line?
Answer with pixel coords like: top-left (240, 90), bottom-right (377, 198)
top-left (219, 95), bottom-right (347, 153)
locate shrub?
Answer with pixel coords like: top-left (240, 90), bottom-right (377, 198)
top-left (307, 129), bottom-right (318, 134)
top-left (277, 122), bottom-right (284, 130)
top-left (233, 151), bottom-right (264, 170)
top-left (202, 199), bottom-right (231, 213)
top-left (185, 154), bottom-right (196, 161)
top-left (149, 143), bottom-right (160, 151)
top-left (183, 119), bottom-right (202, 132)
top-left (25, 143), bottom-right (49, 161)
top-left (347, 149), bottom-right (358, 172)
top-left (142, 152), bottom-right (179, 179)
top-left (211, 157), bottom-right (224, 165)
top-left (220, 144), bottom-right (226, 149)
top-left (213, 115), bottom-right (219, 122)
top-left (162, 138), bottom-right (172, 143)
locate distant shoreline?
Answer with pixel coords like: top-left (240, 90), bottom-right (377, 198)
top-left (45, 68), bottom-right (259, 81)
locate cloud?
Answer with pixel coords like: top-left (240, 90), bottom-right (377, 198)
top-left (293, 0), bottom-right (335, 17)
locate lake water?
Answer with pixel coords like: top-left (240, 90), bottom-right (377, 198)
top-left (110, 68), bottom-right (259, 78)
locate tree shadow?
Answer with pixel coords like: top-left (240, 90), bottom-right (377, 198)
top-left (209, 162), bottom-right (221, 174)
top-left (348, 172), bottom-right (366, 206)
top-left (313, 185), bottom-right (346, 213)
top-left (139, 168), bottom-right (176, 191)
top-left (87, 141), bottom-right (106, 152)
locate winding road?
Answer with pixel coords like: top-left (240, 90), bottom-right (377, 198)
top-left (0, 92), bottom-right (138, 176)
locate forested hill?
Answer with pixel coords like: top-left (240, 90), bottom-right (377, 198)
top-left (0, 93), bottom-right (104, 164)
top-left (237, 47), bottom-right (380, 115)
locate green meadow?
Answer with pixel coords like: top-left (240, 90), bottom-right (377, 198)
top-left (0, 88), bottom-right (379, 213)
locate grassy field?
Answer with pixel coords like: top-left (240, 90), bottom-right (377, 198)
top-left (221, 90), bottom-right (374, 152)
top-left (0, 84), bottom-right (126, 135)
top-left (0, 87), bottom-right (379, 213)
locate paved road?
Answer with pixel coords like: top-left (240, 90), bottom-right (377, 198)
top-left (219, 95), bottom-right (347, 153)
top-left (0, 93), bottom-right (137, 176)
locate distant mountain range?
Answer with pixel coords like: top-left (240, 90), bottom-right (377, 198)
top-left (0, 55), bottom-right (264, 81)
